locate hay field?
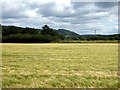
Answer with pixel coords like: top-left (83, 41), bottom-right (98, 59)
top-left (2, 43), bottom-right (118, 88)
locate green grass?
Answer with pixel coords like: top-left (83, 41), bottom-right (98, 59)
top-left (2, 43), bottom-right (118, 88)
top-left (59, 40), bottom-right (118, 43)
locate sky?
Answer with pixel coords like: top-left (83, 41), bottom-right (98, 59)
top-left (1, 0), bottom-right (118, 35)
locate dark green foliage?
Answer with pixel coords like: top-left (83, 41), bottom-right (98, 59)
top-left (69, 34), bottom-right (120, 41)
top-left (1, 24), bottom-right (120, 43)
top-left (2, 25), bottom-right (65, 43)
top-left (2, 34), bottom-right (59, 43)
top-left (2, 25), bottom-right (40, 36)
top-left (41, 25), bottom-right (64, 40)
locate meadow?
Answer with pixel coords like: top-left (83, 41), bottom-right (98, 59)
top-left (2, 43), bottom-right (118, 88)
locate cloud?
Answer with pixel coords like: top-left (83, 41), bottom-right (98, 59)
top-left (95, 2), bottom-right (117, 8)
top-left (36, 1), bottom-right (75, 17)
top-left (2, 1), bottom-right (27, 19)
top-left (1, 0), bottom-right (118, 34)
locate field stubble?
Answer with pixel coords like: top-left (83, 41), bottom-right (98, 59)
top-left (2, 43), bottom-right (118, 88)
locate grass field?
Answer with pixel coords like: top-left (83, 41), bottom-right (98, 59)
top-left (2, 43), bottom-right (118, 88)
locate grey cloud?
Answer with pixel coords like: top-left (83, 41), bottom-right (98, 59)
top-left (2, 9), bottom-right (28, 19)
top-left (72, 2), bottom-right (91, 9)
top-left (95, 2), bottom-right (117, 8)
top-left (36, 2), bottom-right (75, 17)
top-left (1, 1), bottom-right (118, 35)
top-left (2, 1), bottom-right (32, 19)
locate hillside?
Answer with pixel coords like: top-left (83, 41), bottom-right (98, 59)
top-left (56, 29), bottom-right (79, 37)
top-left (1, 25), bottom-right (120, 43)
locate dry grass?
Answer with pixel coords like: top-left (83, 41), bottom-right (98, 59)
top-left (2, 43), bottom-right (118, 88)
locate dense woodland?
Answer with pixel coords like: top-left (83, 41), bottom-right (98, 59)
top-left (2, 25), bottom-right (64, 43)
top-left (1, 25), bottom-right (120, 43)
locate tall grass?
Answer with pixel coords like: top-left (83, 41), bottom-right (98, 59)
top-left (2, 43), bottom-right (118, 88)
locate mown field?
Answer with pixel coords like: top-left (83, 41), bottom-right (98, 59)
top-left (2, 43), bottom-right (118, 88)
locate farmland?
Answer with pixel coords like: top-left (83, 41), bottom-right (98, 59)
top-left (2, 43), bottom-right (118, 88)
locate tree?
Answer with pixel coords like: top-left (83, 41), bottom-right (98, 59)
top-left (41, 25), bottom-right (52, 35)
top-left (41, 25), bottom-right (65, 40)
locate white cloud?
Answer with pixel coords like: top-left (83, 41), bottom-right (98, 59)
top-left (1, 1), bottom-right (118, 34)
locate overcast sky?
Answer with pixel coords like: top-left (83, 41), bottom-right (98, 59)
top-left (1, 0), bottom-right (118, 35)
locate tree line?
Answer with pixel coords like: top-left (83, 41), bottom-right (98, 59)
top-left (2, 25), bottom-right (64, 43)
top-left (1, 24), bottom-right (120, 43)
top-left (67, 34), bottom-right (120, 41)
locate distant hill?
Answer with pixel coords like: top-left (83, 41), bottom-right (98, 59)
top-left (2, 25), bottom-right (120, 42)
top-left (80, 34), bottom-right (95, 36)
top-left (55, 29), bottom-right (79, 37)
